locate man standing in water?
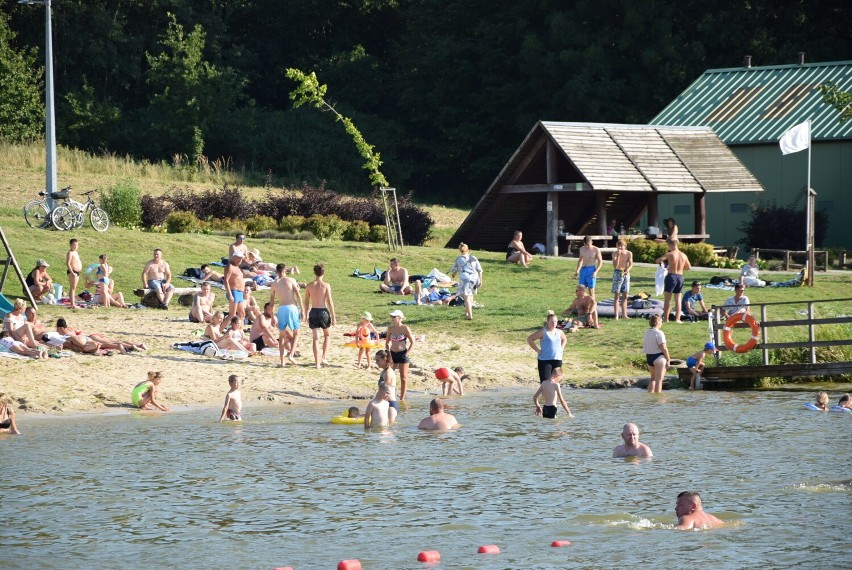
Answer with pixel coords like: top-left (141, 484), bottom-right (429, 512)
top-left (655, 239), bottom-right (691, 323)
top-left (304, 263), bottom-right (336, 368)
top-left (674, 492), bottom-right (724, 530)
top-left (66, 238), bottom-right (82, 309)
top-left (417, 398), bottom-right (459, 430)
top-left (224, 252), bottom-right (247, 322)
top-left (269, 263), bottom-right (303, 367)
top-left (575, 236), bottom-right (603, 300)
top-left (612, 423), bottom-right (653, 457)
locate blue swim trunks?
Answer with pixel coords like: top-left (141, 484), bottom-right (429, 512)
top-left (147, 279), bottom-right (174, 292)
top-left (579, 266), bottom-right (597, 289)
top-left (686, 356), bottom-right (698, 369)
top-left (277, 304), bottom-right (301, 330)
top-left (229, 289), bottom-right (245, 304)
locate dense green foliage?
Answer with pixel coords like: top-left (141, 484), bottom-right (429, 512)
top-left (0, 13), bottom-right (42, 141)
top-left (100, 178), bottom-right (142, 228)
top-left (4, 0), bottom-right (851, 203)
top-left (819, 82), bottom-right (852, 123)
top-left (737, 198), bottom-right (829, 250)
top-left (626, 239), bottom-right (715, 267)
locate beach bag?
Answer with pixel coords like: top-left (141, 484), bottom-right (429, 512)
top-left (184, 268), bottom-right (202, 279)
top-left (199, 340), bottom-right (220, 357)
top-left (654, 265), bottom-right (667, 297)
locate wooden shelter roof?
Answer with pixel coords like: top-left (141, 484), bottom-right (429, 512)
top-left (447, 121), bottom-right (763, 250)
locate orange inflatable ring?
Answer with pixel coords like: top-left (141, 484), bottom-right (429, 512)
top-left (722, 313), bottom-right (760, 353)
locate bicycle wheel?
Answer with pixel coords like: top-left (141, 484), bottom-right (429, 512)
top-left (90, 207), bottom-right (110, 232)
top-left (24, 200), bottom-right (50, 228)
top-left (51, 206), bottom-right (75, 231)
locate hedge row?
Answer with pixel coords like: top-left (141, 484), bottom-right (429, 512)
top-left (141, 183), bottom-right (433, 245)
top-left (625, 239), bottom-right (715, 267)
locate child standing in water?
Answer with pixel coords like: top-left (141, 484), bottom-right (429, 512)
top-left (219, 374), bottom-right (242, 421)
top-left (0, 393), bottom-right (21, 434)
top-left (131, 371), bottom-right (170, 411)
top-left (354, 311), bottom-right (379, 369)
top-left (685, 342), bottom-right (716, 389)
top-left (364, 382), bottom-right (397, 428)
top-left (533, 367), bottom-right (573, 419)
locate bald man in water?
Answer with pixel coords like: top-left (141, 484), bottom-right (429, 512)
top-left (674, 492), bottom-right (724, 530)
top-left (612, 423), bottom-right (653, 457)
top-left (417, 398), bottom-right (459, 430)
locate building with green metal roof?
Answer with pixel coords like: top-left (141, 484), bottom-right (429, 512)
top-left (650, 59), bottom-right (852, 250)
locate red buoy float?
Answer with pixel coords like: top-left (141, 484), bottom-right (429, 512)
top-left (417, 550), bottom-right (441, 562)
top-left (337, 560), bottom-right (361, 570)
top-left (722, 313), bottom-right (760, 353)
top-left (477, 544), bottom-right (500, 554)
top-left (434, 367), bottom-right (451, 380)
top-left (551, 540), bottom-right (572, 547)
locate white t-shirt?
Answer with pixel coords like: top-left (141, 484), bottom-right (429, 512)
top-left (643, 328), bottom-right (666, 354)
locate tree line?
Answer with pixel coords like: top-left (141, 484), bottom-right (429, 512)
top-left (2, 0), bottom-right (850, 205)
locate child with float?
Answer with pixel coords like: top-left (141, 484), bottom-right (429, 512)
top-left (685, 342), bottom-right (716, 390)
top-left (349, 311), bottom-right (380, 369)
top-left (434, 366), bottom-right (466, 396)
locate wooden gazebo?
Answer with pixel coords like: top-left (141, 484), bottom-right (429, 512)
top-left (447, 121), bottom-right (764, 255)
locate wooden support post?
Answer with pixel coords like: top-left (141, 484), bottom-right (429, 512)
top-left (808, 302), bottom-right (816, 364)
top-left (545, 140), bottom-right (560, 256)
top-left (785, 251), bottom-right (791, 271)
top-left (761, 305), bottom-right (769, 366)
top-left (647, 194), bottom-right (659, 228)
top-left (694, 192), bottom-right (706, 238)
top-left (595, 193), bottom-right (607, 236)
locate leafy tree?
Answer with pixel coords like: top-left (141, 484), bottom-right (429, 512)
top-left (819, 82), bottom-right (852, 123)
top-left (0, 11), bottom-right (42, 141)
top-left (737, 196), bottom-right (829, 250)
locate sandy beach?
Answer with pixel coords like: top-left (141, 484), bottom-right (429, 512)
top-left (2, 304), bottom-right (543, 416)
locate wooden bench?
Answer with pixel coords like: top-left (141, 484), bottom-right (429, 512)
top-left (712, 246), bottom-right (739, 259)
top-left (676, 361), bottom-right (852, 389)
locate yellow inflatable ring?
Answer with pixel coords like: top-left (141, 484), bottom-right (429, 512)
top-left (330, 413), bottom-right (362, 425)
top-left (722, 313), bottom-right (760, 353)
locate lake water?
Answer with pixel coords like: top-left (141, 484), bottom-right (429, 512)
top-left (2, 388), bottom-right (850, 569)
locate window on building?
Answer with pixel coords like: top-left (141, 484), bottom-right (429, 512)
top-left (673, 205), bottom-right (691, 215)
top-left (730, 203), bottom-right (748, 214)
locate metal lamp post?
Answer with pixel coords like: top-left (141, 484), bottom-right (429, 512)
top-left (19, 0), bottom-right (57, 213)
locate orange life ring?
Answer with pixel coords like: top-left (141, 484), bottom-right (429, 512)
top-left (722, 313), bottom-right (760, 353)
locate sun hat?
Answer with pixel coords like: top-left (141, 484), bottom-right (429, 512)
top-left (36, 258), bottom-right (49, 267)
top-left (249, 248), bottom-right (262, 260)
top-left (361, 311), bottom-right (373, 321)
top-left (389, 309), bottom-right (405, 319)
top-left (704, 342), bottom-right (716, 351)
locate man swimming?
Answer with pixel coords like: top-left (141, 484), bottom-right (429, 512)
top-left (674, 491), bottom-right (724, 530)
top-left (612, 423), bottom-right (653, 457)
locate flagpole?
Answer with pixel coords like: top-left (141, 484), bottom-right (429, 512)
top-left (806, 119), bottom-right (814, 286)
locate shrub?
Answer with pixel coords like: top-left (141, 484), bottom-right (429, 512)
top-left (166, 211), bottom-right (206, 233)
top-left (626, 239), bottom-right (667, 263)
top-left (737, 197), bottom-right (829, 250)
top-left (278, 215), bottom-right (306, 233)
top-left (369, 224), bottom-right (388, 243)
top-left (679, 243), bottom-right (715, 267)
top-left (343, 220), bottom-right (371, 242)
top-left (245, 215), bottom-right (277, 235)
top-left (100, 178), bottom-right (142, 228)
top-left (141, 194), bottom-right (172, 228)
top-left (209, 217), bottom-right (242, 232)
top-left (303, 214), bottom-right (346, 240)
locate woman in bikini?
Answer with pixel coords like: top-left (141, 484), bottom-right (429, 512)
top-left (204, 311), bottom-right (226, 341)
top-left (385, 310), bottom-right (416, 401)
top-left (215, 316), bottom-right (257, 354)
top-left (506, 230), bottom-right (533, 267)
top-left (94, 254), bottom-right (128, 308)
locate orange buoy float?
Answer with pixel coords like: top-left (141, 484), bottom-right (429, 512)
top-left (417, 550), bottom-right (441, 562)
top-left (434, 367), bottom-right (451, 380)
top-left (337, 560), bottom-right (361, 570)
top-left (477, 544), bottom-right (500, 554)
top-left (722, 313), bottom-right (760, 353)
top-left (551, 540), bottom-right (572, 547)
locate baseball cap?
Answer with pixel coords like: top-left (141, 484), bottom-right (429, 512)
top-left (705, 342), bottom-right (716, 351)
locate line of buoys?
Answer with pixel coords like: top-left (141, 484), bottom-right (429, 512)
top-left (278, 539), bottom-right (576, 567)
top-left (477, 544), bottom-right (501, 554)
top-left (417, 550), bottom-right (441, 562)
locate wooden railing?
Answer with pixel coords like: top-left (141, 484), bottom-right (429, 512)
top-left (752, 248), bottom-right (829, 271)
top-left (711, 297), bottom-right (852, 366)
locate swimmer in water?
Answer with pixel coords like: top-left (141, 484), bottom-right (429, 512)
top-left (612, 423), bottom-right (653, 458)
top-left (533, 367), bottom-right (573, 419)
top-left (417, 398), bottom-right (459, 430)
top-left (364, 383), bottom-right (396, 428)
top-left (347, 406), bottom-right (362, 419)
top-left (814, 391), bottom-right (829, 411)
top-left (674, 491), bottom-right (724, 530)
top-left (218, 374), bottom-right (242, 421)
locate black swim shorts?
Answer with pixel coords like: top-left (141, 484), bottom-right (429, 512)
top-left (542, 405), bottom-right (557, 419)
top-left (308, 308), bottom-right (331, 329)
top-left (391, 349), bottom-right (410, 364)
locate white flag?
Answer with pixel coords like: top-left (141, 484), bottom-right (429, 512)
top-left (779, 120), bottom-right (810, 155)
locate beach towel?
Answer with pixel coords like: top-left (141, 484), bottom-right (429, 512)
top-left (654, 264), bottom-right (667, 297)
top-left (173, 339), bottom-right (220, 356)
top-left (352, 268), bottom-right (384, 280)
top-left (705, 283), bottom-right (735, 291)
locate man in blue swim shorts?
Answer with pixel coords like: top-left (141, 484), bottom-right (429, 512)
top-left (224, 252), bottom-right (247, 323)
top-left (269, 263), bottom-right (304, 367)
top-left (575, 236), bottom-right (603, 300)
top-left (655, 239), bottom-right (692, 323)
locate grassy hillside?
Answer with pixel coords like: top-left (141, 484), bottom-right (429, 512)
top-left (2, 149), bottom-right (851, 384)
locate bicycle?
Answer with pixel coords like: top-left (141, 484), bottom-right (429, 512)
top-left (23, 187), bottom-right (109, 232)
top-left (51, 189), bottom-right (110, 232)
